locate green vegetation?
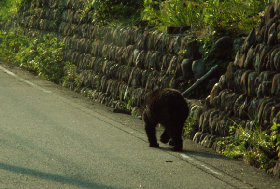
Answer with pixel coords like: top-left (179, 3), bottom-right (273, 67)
top-left (0, 0), bottom-right (273, 35)
top-left (0, 0), bottom-right (17, 25)
top-left (142, 0), bottom-right (272, 34)
top-left (0, 0), bottom-right (30, 26)
top-left (63, 62), bottom-right (81, 90)
top-left (183, 109), bottom-right (199, 139)
top-left (216, 122), bottom-right (280, 170)
top-left (82, 0), bottom-right (143, 25)
top-left (183, 111), bottom-right (280, 171)
top-left (79, 0), bottom-right (273, 35)
top-left (0, 29), bottom-right (65, 83)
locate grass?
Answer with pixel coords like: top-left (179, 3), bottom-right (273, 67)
top-left (216, 122), bottom-right (280, 170)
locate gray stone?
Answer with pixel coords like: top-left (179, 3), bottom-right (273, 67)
top-left (270, 105), bottom-right (280, 123)
top-left (166, 56), bottom-right (179, 75)
top-left (150, 52), bottom-right (160, 70)
top-left (247, 72), bottom-right (258, 96)
top-left (271, 74), bottom-right (280, 96)
top-left (274, 51), bottom-right (280, 71)
top-left (238, 53), bottom-right (246, 68)
top-left (199, 110), bottom-right (211, 133)
top-left (244, 46), bottom-right (254, 69)
top-left (240, 70), bottom-right (251, 94)
top-left (259, 46), bottom-right (273, 72)
top-left (274, 0), bottom-right (280, 14)
top-left (192, 59), bottom-right (205, 79)
top-left (208, 110), bottom-right (220, 135)
top-left (193, 132), bottom-right (203, 143)
top-left (135, 51), bottom-right (145, 69)
top-left (201, 135), bottom-right (215, 148)
top-left (267, 23), bottom-right (277, 46)
top-left (181, 39), bottom-right (201, 59)
top-left (265, 4), bottom-right (275, 25)
top-left (248, 98), bottom-right (261, 120)
top-left (256, 98), bottom-right (273, 125)
top-left (210, 83), bottom-right (222, 106)
top-left (241, 28), bottom-right (256, 53)
top-left (181, 59), bottom-right (193, 80)
top-left (269, 47), bottom-right (280, 70)
top-left (261, 81), bottom-right (272, 97)
top-left (233, 50), bottom-right (241, 66)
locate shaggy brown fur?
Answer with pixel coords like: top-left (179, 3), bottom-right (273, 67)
top-left (142, 88), bottom-right (189, 151)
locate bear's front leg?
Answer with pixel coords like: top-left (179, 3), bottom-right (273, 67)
top-left (143, 111), bottom-right (159, 148)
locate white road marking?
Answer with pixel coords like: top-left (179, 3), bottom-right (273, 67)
top-left (181, 154), bottom-right (223, 176)
top-left (0, 65), bottom-right (52, 94)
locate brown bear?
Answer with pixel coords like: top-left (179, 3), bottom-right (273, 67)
top-left (142, 88), bottom-right (189, 151)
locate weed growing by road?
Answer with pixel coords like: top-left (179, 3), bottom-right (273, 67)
top-left (63, 62), bottom-right (81, 90)
top-left (183, 108), bottom-right (199, 139)
top-left (216, 122), bottom-right (280, 170)
top-left (271, 122), bottom-right (280, 158)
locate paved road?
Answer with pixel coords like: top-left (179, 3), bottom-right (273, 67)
top-left (0, 63), bottom-right (280, 188)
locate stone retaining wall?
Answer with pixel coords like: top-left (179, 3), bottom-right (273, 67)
top-left (194, 1), bottom-right (280, 151)
top-left (16, 0), bottom-right (208, 115)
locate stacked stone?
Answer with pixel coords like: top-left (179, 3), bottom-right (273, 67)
top-left (195, 1), bottom-right (280, 149)
top-left (18, 0), bottom-right (86, 36)
top-left (73, 27), bottom-right (194, 110)
top-left (16, 0), bottom-right (201, 112)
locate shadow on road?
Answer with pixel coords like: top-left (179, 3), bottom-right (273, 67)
top-left (0, 162), bottom-right (117, 189)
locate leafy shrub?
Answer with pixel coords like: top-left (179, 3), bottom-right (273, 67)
top-left (0, 29), bottom-right (28, 61)
top-left (0, 0), bottom-right (32, 26)
top-left (142, 0), bottom-right (203, 28)
top-left (15, 34), bottom-right (65, 83)
top-left (83, 0), bottom-right (144, 24)
top-left (202, 0), bottom-right (270, 33)
top-left (142, 0), bottom-right (272, 34)
top-left (141, 0), bottom-right (161, 26)
top-left (217, 122), bottom-right (279, 170)
top-left (0, 29), bottom-right (65, 83)
top-left (0, 0), bottom-right (17, 25)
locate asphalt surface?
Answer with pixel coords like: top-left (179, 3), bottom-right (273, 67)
top-left (1, 62), bottom-right (280, 188)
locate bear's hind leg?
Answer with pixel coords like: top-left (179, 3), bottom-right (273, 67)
top-left (170, 136), bottom-right (183, 151)
top-left (160, 129), bottom-right (170, 144)
top-left (166, 121), bottom-right (184, 151)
